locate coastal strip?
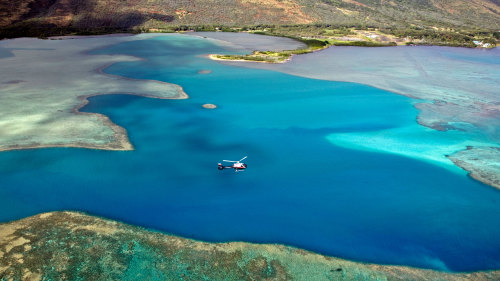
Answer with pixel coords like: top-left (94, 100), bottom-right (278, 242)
top-left (1, 212), bottom-right (499, 281)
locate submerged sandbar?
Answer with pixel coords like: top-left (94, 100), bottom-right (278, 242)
top-left (0, 34), bottom-right (187, 152)
top-left (213, 42), bottom-right (500, 189)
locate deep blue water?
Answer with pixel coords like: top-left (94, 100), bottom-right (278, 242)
top-left (1, 35), bottom-right (499, 272)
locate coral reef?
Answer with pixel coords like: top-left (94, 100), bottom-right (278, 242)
top-left (1, 212), bottom-right (500, 280)
top-left (0, 34), bottom-right (186, 152)
top-left (449, 147), bottom-right (500, 189)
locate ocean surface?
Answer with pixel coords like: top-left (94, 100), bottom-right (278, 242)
top-left (222, 43), bottom-right (500, 161)
top-left (1, 34), bottom-right (499, 272)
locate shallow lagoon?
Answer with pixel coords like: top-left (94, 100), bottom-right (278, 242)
top-left (0, 34), bottom-right (499, 272)
top-left (223, 44), bottom-right (500, 165)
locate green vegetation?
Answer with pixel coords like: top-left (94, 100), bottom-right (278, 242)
top-left (381, 27), bottom-right (499, 48)
top-left (209, 35), bottom-right (396, 63)
top-left (207, 24), bottom-right (496, 63)
top-left (236, 25), bottom-right (497, 48)
top-left (0, 21), bottom-right (142, 40)
top-left (1, 22), bottom-right (496, 50)
top-left (0, 0), bottom-right (497, 48)
top-left (211, 36), bottom-right (329, 63)
top-left (329, 40), bottom-right (397, 47)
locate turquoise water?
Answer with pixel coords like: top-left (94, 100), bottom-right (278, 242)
top-left (1, 35), bottom-right (499, 272)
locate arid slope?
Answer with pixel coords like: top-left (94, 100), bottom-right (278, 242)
top-left (1, 0), bottom-right (498, 30)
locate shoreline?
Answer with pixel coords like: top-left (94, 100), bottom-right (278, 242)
top-left (207, 53), bottom-right (293, 64)
top-left (207, 44), bottom-right (331, 64)
top-left (1, 211), bottom-right (500, 280)
top-left (207, 40), bottom-right (330, 64)
top-left (1, 28), bottom-right (496, 49)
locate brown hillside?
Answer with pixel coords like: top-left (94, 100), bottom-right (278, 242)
top-left (0, 0), bottom-right (498, 30)
top-left (0, 0), bottom-right (316, 28)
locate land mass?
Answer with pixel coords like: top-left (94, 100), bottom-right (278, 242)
top-left (2, 211), bottom-right (500, 281)
top-left (2, 0), bottom-right (499, 29)
top-left (0, 0), bottom-right (498, 48)
top-left (209, 37), bottom-right (332, 63)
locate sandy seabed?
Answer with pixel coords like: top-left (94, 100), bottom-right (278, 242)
top-left (216, 43), bottom-right (500, 189)
top-left (0, 32), bottom-right (498, 189)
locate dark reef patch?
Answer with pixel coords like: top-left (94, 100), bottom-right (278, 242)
top-left (1, 212), bottom-right (499, 281)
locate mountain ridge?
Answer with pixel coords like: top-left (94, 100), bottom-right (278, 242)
top-left (1, 0), bottom-right (499, 31)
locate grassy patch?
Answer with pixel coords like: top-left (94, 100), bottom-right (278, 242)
top-left (1, 22), bottom-right (496, 49)
top-left (211, 37), bottom-right (329, 63)
top-left (328, 40), bottom-right (397, 47)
